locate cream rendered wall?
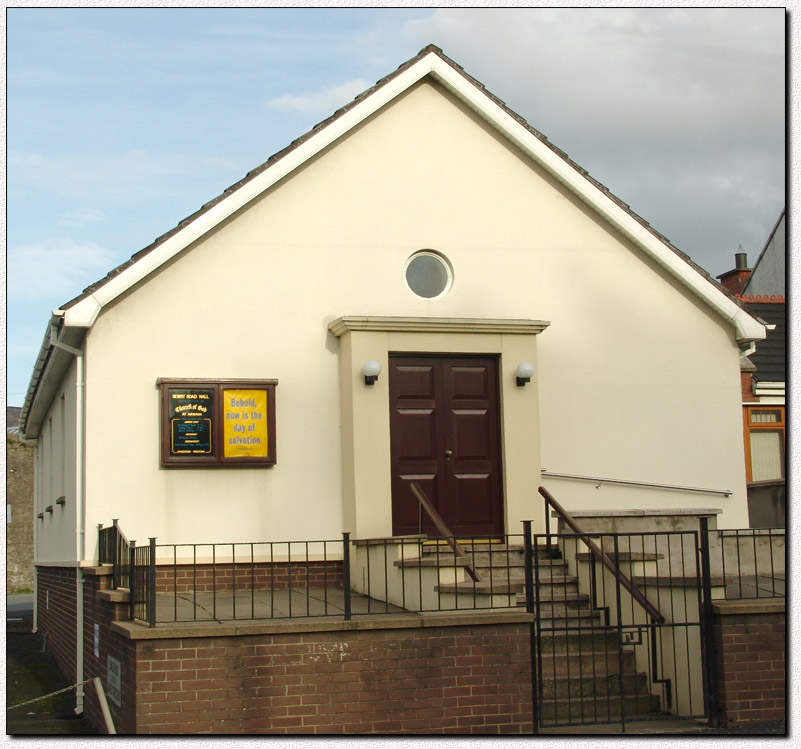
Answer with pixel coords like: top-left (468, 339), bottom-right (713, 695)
top-left (80, 79), bottom-right (749, 550)
top-left (332, 323), bottom-right (544, 540)
top-left (34, 362), bottom-right (79, 564)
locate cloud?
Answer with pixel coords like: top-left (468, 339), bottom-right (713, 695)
top-left (388, 8), bottom-right (785, 271)
top-left (8, 149), bottom-right (247, 200)
top-left (8, 239), bottom-right (118, 303)
top-left (266, 78), bottom-right (371, 115)
top-left (58, 208), bottom-right (105, 227)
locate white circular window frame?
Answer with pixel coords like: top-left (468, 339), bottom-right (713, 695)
top-left (404, 250), bottom-right (454, 300)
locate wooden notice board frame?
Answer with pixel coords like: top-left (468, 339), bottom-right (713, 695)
top-left (158, 378), bottom-right (277, 467)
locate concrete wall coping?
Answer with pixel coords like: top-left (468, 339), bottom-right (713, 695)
top-left (82, 565), bottom-right (113, 576)
top-left (562, 509), bottom-right (722, 518)
top-left (110, 610), bottom-right (534, 641)
top-left (712, 598), bottom-right (785, 615)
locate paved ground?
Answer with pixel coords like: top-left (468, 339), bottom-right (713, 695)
top-left (153, 586), bottom-right (407, 623)
top-left (6, 593), bottom-right (98, 735)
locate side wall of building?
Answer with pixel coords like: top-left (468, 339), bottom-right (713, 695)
top-left (33, 361), bottom-right (79, 564)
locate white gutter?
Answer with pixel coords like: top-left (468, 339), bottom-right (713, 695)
top-left (49, 314), bottom-right (87, 716)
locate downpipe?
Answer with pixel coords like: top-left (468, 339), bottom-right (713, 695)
top-left (50, 319), bottom-right (87, 716)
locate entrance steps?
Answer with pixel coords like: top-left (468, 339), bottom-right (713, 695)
top-left (384, 539), bottom-right (666, 726)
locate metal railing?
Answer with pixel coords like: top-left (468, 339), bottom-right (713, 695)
top-left (528, 523), bottom-right (712, 730)
top-left (98, 519), bottom-right (131, 590)
top-left (130, 539), bottom-right (156, 626)
top-left (99, 525), bottom-right (536, 626)
top-left (713, 528), bottom-right (785, 600)
top-left (410, 481), bottom-right (480, 582)
top-left (98, 508), bottom-right (784, 634)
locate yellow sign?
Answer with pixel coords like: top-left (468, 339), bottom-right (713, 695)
top-left (223, 389), bottom-right (269, 459)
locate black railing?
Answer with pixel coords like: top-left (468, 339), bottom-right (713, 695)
top-left (97, 511), bottom-right (784, 636)
top-left (129, 538), bottom-right (157, 626)
top-left (538, 486), bottom-right (664, 624)
top-left (97, 527), bottom-right (536, 626)
top-left (98, 519), bottom-right (130, 590)
top-left (714, 528), bottom-right (785, 600)
top-left (529, 524), bottom-right (711, 729)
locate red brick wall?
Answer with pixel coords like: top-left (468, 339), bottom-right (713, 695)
top-left (35, 566), bottom-right (78, 684)
top-left (155, 561), bottom-right (344, 594)
top-left (712, 602), bottom-right (785, 725)
top-left (133, 623), bottom-right (532, 734)
top-left (82, 570), bottom-right (138, 734)
top-left (78, 576), bottom-right (534, 737)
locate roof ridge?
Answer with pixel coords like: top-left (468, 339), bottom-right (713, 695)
top-left (737, 294), bottom-right (785, 303)
top-left (61, 44), bottom-right (721, 313)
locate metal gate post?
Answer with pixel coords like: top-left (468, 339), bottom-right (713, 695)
top-left (129, 541), bottom-right (136, 621)
top-left (699, 517), bottom-right (720, 726)
top-left (613, 534), bottom-right (627, 733)
top-left (523, 521), bottom-right (539, 734)
top-left (148, 538), bottom-right (157, 628)
top-left (342, 533), bottom-right (352, 621)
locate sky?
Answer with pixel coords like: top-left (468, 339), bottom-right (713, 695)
top-left (5, 7), bottom-right (787, 408)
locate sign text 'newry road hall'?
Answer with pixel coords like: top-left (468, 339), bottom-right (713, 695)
top-left (159, 379), bottom-right (277, 466)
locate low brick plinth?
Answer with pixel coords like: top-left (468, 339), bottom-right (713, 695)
top-left (711, 598), bottom-right (785, 726)
top-left (109, 611), bottom-right (534, 734)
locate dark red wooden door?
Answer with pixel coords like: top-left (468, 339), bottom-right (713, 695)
top-left (389, 355), bottom-right (504, 537)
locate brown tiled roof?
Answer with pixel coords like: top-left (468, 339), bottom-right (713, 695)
top-left (60, 44), bottom-right (744, 313)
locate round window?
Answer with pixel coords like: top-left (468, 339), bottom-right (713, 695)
top-left (405, 251), bottom-right (452, 299)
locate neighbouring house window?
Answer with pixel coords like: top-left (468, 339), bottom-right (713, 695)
top-left (158, 379), bottom-right (277, 467)
top-left (743, 406), bottom-right (785, 482)
top-left (405, 250), bottom-right (452, 299)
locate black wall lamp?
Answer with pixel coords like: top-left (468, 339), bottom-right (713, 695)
top-left (516, 362), bottom-right (534, 386)
top-left (363, 360), bottom-right (382, 385)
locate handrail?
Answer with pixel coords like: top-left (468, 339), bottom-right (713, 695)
top-left (541, 470), bottom-right (732, 497)
top-left (410, 482), bottom-right (481, 582)
top-left (537, 486), bottom-right (664, 624)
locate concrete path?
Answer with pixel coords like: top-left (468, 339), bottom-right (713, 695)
top-left (153, 587), bottom-right (407, 624)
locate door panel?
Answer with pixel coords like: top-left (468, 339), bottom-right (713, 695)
top-left (390, 355), bottom-right (503, 537)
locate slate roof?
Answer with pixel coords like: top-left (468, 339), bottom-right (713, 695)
top-left (744, 301), bottom-right (786, 383)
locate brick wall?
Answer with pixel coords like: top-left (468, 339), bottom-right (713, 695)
top-left (77, 574), bottom-right (534, 737)
top-left (132, 621), bottom-right (532, 734)
top-left (36, 566), bottom-right (78, 684)
top-left (712, 599), bottom-right (785, 725)
top-left (82, 569), bottom-right (138, 734)
top-left (7, 435), bottom-right (34, 591)
top-left (155, 561), bottom-right (344, 594)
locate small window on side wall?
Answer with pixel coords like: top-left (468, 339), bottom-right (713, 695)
top-left (158, 379), bottom-right (277, 467)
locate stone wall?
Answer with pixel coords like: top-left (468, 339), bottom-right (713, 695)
top-left (7, 434), bottom-right (34, 591)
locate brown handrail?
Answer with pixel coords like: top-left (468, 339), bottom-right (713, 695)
top-left (538, 486), bottom-right (664, 624)
top-left (410, 482), bottom-right (481, 582)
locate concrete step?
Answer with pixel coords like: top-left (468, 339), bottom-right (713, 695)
top-left (540, 671), bottom-right (654, 700)
top-left (537, 630), bottom-right (629, 653)
top-left (538, 693), bottom-right (664, 724)
top-left (515, 590), bottom-right (589, 606)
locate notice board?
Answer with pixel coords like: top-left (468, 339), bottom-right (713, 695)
top-left (159, 379), bottom-right (277, 466)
